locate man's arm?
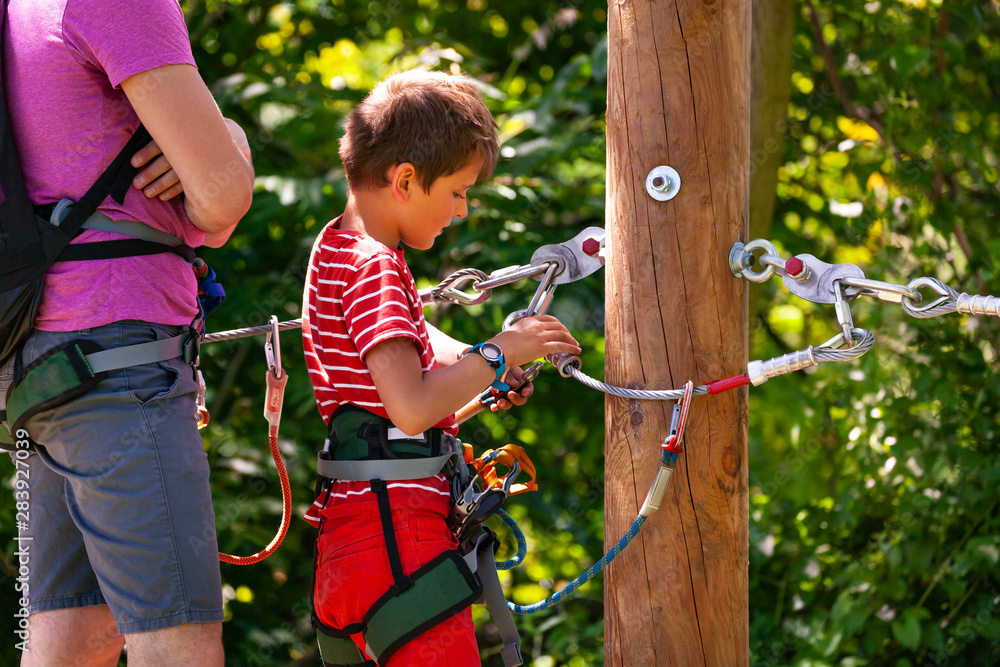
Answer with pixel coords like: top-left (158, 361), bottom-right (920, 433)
top-left (121, 64), bottom-right (254, 235)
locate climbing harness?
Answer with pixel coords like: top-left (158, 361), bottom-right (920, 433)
top-left (310, 404), bottom-right (525, 667)
top-left (0, 122), bottom-right (200, 450)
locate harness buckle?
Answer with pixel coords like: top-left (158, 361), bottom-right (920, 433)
top-left (182, 331), bottom-right (200, 367)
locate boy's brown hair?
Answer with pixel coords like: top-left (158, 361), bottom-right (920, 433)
top-left (340, 70), bottom-right (500, 192)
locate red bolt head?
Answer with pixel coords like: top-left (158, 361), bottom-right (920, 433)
top-left (582, 238), bottom-right (601, 256)
top-left (785, 256), bottom-right (804, 277)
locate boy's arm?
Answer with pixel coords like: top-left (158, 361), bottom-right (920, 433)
top-left (425, 323), bottom-right (470, 367)
top-left (367, 315), bottom-right (579, 435)
top-left (368, 338), bottom-right (496, 434)
top-left (425, 324), bottom-right (533, 412)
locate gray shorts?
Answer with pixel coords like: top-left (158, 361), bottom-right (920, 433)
top-left (3, 321), bottom-right (223, 634)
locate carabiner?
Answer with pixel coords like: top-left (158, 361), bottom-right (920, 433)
top-left (264, 315), bottom-right (283, 379)
top-left (502, 262), bottom-right (560, 330)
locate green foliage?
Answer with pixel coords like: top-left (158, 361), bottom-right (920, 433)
top-left (750, 2), bottom-right (1000, 665)
top-left (3, 0), bottom-right (1000, 666)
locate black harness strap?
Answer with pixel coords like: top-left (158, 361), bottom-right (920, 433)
top-left (58, 238), bottom-right (196, 263)
top-left (370, 479), bottom-right (413, 596)
top-left (54, 124), bottom-right (153, 246)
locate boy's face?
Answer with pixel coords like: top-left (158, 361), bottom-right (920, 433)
top-left (399, 160), bottom-right (481, 250)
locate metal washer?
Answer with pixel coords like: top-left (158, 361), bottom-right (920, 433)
top-left (645, 165), bottom-right (681, 201)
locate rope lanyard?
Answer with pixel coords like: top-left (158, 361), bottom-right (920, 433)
top-left (215, 317), bottom-right (292, 565)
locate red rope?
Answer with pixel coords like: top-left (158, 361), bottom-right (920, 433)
top-left (219, 371), bottom-right (292, 565)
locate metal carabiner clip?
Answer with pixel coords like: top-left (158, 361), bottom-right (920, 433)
top-left (264, 315), bottom-right (283, 379)
top-left (502, 262), bottom-right (560, 330)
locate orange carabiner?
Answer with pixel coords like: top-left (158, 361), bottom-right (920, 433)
top-left (472, 444), bottom-right (537, 496)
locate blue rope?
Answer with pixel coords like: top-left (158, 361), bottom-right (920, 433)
top-left (507, 514), bottom-right (648, 615)
top-left (494, 508), bottom-right (527, 570)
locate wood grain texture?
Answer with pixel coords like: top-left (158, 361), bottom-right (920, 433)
top-left (605, 0), bottom-right (750, 664)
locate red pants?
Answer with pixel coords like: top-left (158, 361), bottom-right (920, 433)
top-left (314, 483), bottom-right (481, 666)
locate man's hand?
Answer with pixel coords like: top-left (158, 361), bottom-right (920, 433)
top-left (131, 119), bottom-right (250, 204)
top-left (132, 139), bottom-right (183, 201)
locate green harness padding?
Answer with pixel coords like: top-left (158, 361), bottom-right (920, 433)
top-left (5, 340), bottom-right (103, 435)
top-left (0, 421), bottom-right (14, 447)
top-left (2, 332), bottom-right (196, 450)
top-left (363, 549), bottom-right (482, 661)
top-left (316, 549), bottom-right (482, 667)
top-left (324, 405), bottom-right (441, 461)
top-left (316, 626), bottom-right (372, 667)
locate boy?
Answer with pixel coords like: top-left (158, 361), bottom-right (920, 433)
top-left (302, 70), bottom-right (580, 666)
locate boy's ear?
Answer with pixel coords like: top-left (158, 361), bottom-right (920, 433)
top-left (388, 163), bottom-right (417, 203)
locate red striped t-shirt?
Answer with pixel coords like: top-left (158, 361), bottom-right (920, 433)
top-left (302, 217), bottom-right (457, 525)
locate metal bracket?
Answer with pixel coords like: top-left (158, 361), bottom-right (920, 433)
top-left (530, 226), bottom-right (606, 285)
top-left (645, 165), bottom-right (681, 201)
top-left (781, 255), bottom-right (865, 304)
top-left (729, 241), bottom-right (754, 278)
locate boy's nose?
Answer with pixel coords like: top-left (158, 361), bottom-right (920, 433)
top-left (454, 199), bottom-right (468, 218)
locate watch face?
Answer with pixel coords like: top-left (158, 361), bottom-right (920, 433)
top-left (480, 343), bottom-right (502, 362)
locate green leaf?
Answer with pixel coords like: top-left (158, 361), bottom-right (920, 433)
top-left (891, 609), bottom-right (923, 650)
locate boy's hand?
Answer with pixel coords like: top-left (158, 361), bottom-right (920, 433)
top-left (489, 364), bottom-right (535, 412)
top-left (490, 315), bottom-right (580, 368)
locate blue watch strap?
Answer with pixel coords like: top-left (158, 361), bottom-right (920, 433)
top-left (467, 342), bottom-right (506, 387)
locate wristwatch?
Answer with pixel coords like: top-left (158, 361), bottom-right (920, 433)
top-left (466, 342), bottom-right (508, 390)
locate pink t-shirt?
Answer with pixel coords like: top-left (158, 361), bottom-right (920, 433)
top-left (3, 0), bottom-right (205, 331)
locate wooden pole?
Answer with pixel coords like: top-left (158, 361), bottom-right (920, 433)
top-left (604, 0), bottom-right (750, 664)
